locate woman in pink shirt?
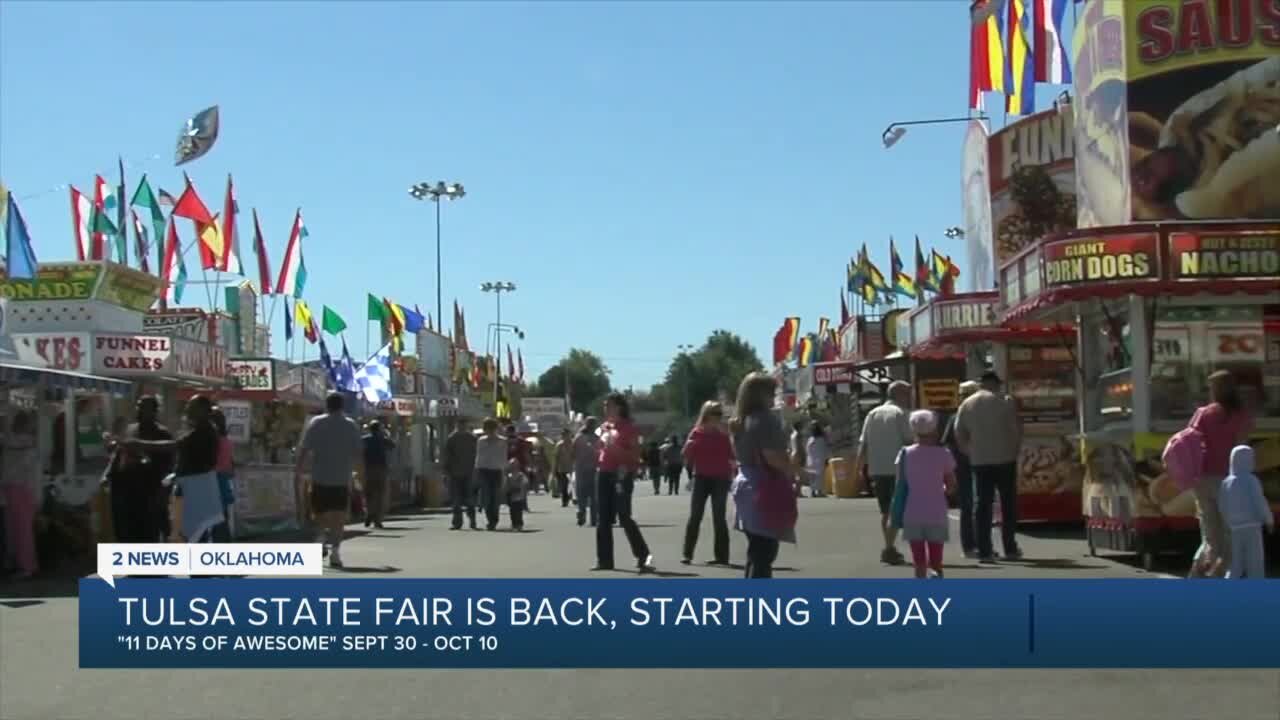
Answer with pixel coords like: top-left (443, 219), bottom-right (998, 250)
top-left (1188, 370), bottom-right (1255, 578)
top-left (210, 407), bottom-right (237, 543)
top-left (593, 392), bottom-right (654, 572)
top-left (681, 401), bottom-right (735, 565)
top-left (890, 410), bottom-right (956, 578)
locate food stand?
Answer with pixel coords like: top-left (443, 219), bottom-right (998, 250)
top-left (899, 291), bottom-right (1083, 523)
top-left (999, 222), bottom-right (1280, 567)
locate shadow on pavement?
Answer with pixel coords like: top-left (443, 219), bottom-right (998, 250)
top-left (636, 524), bottom-right (677, 529)
top-left (330, 565), bottom-right (403, 574)
top-left (1017, 523), bottom-right (1087, 541)
top-left (1001, 557), bottom-right (1110, 571)
top-left (492, 528), bottom-right (545, 534)
top-left (0, 599), bottom-right (46, 609)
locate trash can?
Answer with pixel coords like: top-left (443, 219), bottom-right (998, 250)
top-left (833, 457), bottom-right (858, 498)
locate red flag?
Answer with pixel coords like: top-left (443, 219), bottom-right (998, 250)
top-left (507, 346), bottom-right (516, 380)
top-left (517, 349), bottom-right (525, 383)
top-left (772, 317), bottom-right (800, 365)
top-left (171, 173), bottom-right (214, 225)
top-left (92, 175), bottom-right (111, 260)
top-left (252, 209), bottom-right (272, 295)
top-left (220, 174), bottom-right (237, 272)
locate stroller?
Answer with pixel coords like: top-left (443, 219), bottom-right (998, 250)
top-left (37, 482), bottom-right (94, 573)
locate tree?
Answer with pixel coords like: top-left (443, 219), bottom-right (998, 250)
top-left (662, 330), bottom-right (764, 417)
top-left (535, 348), bottom-right (612, 416)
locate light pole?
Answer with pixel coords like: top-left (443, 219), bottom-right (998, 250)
top-left (676, 343), bottom-right (695, 417)
top-left (480, 281), bottom-right (516, 409)
top-left (486, 323), bottom-right (524, 357)
top-left (409, 181), bottom-right (466, 331)
top-left (881, 115), bottom-right (985, 148)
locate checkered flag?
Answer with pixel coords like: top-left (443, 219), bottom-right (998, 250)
top-left (353, 342), bottom-right (393, 403)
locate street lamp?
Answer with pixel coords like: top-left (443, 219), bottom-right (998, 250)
top-left (408, 180), bottom-right (466, 334)
top-left (882, 115), bottom-right (986, 148)
top-left (486, 323), bottom-right (524, 356)
top-left (676, 343), bottom-right (695, 417)
top-left (944, 227), bottom-right (965, 239)
top-left (480, 281), bottom-right (516, 405)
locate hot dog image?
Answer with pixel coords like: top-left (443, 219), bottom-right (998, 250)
top-left (1131, 57), bottom-right (1280, 220)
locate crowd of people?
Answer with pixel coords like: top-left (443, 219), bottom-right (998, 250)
top-left (0, 367), bottom-right (1268, 582)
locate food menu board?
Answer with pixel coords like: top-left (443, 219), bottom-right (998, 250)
top-left (1008, 344), bottom-right (1077, 424)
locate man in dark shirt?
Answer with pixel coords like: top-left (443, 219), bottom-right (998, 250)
top-left (107, 396), bottom-right (174, 542)
top-left (443, 420), bottom-right (478, 530)
top-left (361, 421), bottom-right (396, 529)
top-left (125, 395), bottom-right (220, 541)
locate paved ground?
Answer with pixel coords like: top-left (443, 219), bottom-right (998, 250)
top-left (1, 490), bottom-right (1276, 719)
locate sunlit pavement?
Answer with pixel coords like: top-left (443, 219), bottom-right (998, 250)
top-left (1, 492), bottom-right (1276, 720)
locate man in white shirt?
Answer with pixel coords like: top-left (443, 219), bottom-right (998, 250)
top-left (854, 381), bottom-right (913, 565)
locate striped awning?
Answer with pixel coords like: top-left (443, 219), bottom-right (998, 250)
top-left (0, 362), bottom-right (134, 396)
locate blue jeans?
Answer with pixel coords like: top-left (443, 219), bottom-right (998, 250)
top-left (575, 469), bottom-right (597, 526)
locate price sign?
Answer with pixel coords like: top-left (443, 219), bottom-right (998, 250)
top-left (1209, 327), bottom-right (1264, 364)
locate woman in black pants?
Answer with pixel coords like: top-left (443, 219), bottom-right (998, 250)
top-left (593, 393), bottom-right (654, 573)
top-left (681, 402), bottom-right (734, 565)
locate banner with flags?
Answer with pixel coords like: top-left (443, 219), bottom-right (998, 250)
top-left (969, 0), bottom-right (1006, 110)
top-left (1005, 0), bottom-right (1034, 116)
top-left (1033, 0), bottom-right (1072, 85)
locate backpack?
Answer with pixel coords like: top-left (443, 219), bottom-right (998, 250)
top-left (1162, 425), bottom-right (1206, 493)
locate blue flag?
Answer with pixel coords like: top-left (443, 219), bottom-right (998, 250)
top-left (283, 297), bottom-right (293, 342)
top-left (336, 340), bottom-right (357, 392)
top-left (4, 191), bottom-right (38, 279)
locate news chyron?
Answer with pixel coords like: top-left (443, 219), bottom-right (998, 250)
top-left (79, 543), bottom-right (1278, 669)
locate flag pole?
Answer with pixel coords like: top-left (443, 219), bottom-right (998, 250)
top-left (365, 320), bottom-right (370, 360)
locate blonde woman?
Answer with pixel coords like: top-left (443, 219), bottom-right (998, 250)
top-left (729, 373), bottom-right (797, 578)
top-left (681, 401), bottom-right (734, 565)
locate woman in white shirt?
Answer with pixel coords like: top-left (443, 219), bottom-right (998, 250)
top-left (805, 423), bottom-right (830, 498)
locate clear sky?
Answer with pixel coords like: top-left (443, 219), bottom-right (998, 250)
top-left (0, 0), bottom-right (1069, 391)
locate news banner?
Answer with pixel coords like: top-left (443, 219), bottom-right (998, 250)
top-left (81, 543), bottom-right (1279, 669)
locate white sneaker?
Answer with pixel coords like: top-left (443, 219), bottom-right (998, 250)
top-left (329, 548), bottom-right (344, 569)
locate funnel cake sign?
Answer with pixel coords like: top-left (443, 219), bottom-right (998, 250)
top-left (92, 333), bottom-right (227, 383)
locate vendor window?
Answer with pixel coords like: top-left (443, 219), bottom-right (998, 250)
top-left (1083, 300), bottom-right (1133, 431)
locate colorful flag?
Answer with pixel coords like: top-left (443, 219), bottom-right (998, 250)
top-left (160, 217), bottom-right (186, 305)
top-left (321, 306), bottom-right (347, 335)
top-left (1033, 0), bottom-right (1072, 84)
top-left (171, 173), bottom-right (214, 225)
top-left (772, 316), bottom-right (800, 365)
top-left (383, 298), bottom-right (405, 353)
top-left (915, 236), bottom-right (940, 294)
top-left (196, 215), bottom-right (225, 270)
top-left (797, 335), bottom-right (816, 368)
top-left (970, 0), bottom-right (1007, 109)
top-left (817, 317), bottom-right (830, 341)
top-left (157, 188), bottom-right (178, 207)
top-left (174, 105), bottom-right (220, 166)
top-left (367, 293), bottom-right (387, 323)
top-left (847, 253), bottom-right (866, 293)
top-left (274, 209), bottom-right (307, 298)
top-left (890, 237), bottom-right (917, 299)
top-left (400, 304), bottom-right (425, 333)
top-left (220, 175), bottom-right (244, 274)
top-left (822, 329), bottom-right (839, 362)
top-left (130, 175), bottom-right (166, 273)
top-left (454, 301), bottom-right (469, 351)
top-left (840, 291), bottom-right (850, 325)
top-left (283, 296), bottom-right (293, 342)
top-left (517, 349), bottom-right (525, 383)
top-left (251, 209), bottom-right (272, 295)
top-left (69, 186), bottom-right (93, 261)
top-left (1005, 0), bottom-right (1034, 116)
top-left (933, 251), bottom-right (961, 295)
top-left (295, 299), bottom-right (317, 344)
top-left (861, 253), bottom-right (889, 305)
top-left (92, 175), bottom-right (116, 260)
top-left (130, 209), bottom-right (150, 274)
top-left (115, 158), bottom-right (128, 266)
top-left (507, 346), bottom-right (516, 380)
top-left (335, 340), bottom-right (358, 392)
top-left (3, 191), bottom-right (38, 279)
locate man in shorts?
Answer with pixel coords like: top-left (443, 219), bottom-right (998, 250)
top-left (297, 392), bottom-right (362, 568)
top-left (854, 381), bottom-right (913, 565)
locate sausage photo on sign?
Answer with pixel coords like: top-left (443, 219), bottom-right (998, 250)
top-left (1131, 57), bottom-right (1280, 219)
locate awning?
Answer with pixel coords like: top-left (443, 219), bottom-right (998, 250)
top-left (0, 362), bottom-right (134, 396)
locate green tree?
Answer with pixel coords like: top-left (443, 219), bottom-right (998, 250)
top-left (663, 330), bottom-right (764, 417)
top-left (535, 348), bottom-right (612, 416)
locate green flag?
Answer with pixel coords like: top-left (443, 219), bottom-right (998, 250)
top-left (322, 305), bottom-right (347, 335)
top-left (367, 293), bottom-right (387, 322)
top-left (89, 206), bottom-right (118, 236)
top-left (131, 175), bottom-right (166, 275)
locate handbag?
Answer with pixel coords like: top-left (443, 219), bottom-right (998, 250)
top-left (755, 451), bottom-right (798, 533)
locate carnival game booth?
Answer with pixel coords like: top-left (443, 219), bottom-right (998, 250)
top-left (900, 291), bottom-right (1083, 523)
top-left (999, 221), bottom-right (1280, 569)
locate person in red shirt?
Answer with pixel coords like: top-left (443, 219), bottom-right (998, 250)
top-left (1187, 370), bottom-right (1255, 578)
top-left (593, 392), bottom-right (654, 572)
top-left (681, 401), bottom-right (735, 565)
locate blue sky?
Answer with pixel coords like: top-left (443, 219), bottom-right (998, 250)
top-left (1, 1), bottom-right (1070, 391)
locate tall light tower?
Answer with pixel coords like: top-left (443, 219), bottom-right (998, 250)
top-left (480, 281), bottom-right (516, 407)
top-left (409, 181), bottom-right (466, 332)
top-left (676, 343), bottom-right (695, 417)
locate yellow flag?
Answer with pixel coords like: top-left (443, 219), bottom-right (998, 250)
top-left (294, 298), bottom-right (313, 329)
top-left (198, 214), bottom-right (228, 268)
